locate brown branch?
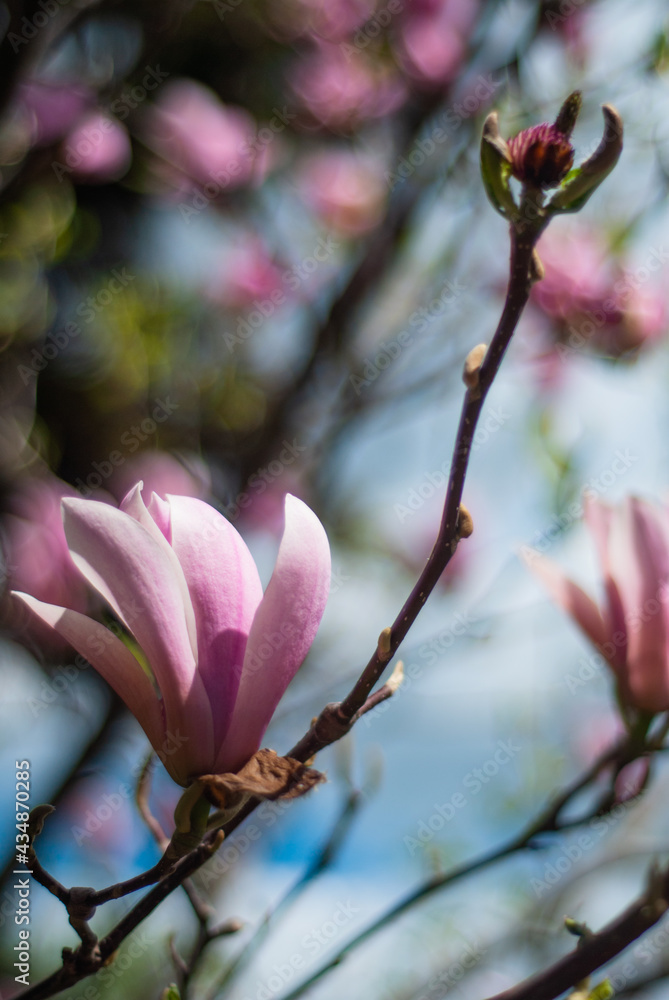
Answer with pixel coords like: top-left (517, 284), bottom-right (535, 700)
top-left (484, 865), bottom-right (669, 1000)
top-left (15, 182), bottom-right (552, 1000)
top-left (290, 216), bottom-right (547, 765)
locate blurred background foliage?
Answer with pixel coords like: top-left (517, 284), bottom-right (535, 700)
top-left (3, 0), bottom-right (669, 997)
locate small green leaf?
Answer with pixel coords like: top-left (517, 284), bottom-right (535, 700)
top-left (588, 980), bottom-right (614, 1000)
top-left (480, 112), bottom-right (519, 221)
top-left (548, 105), bottom-right (623, 214)
top-left (161, 986), bottom-right (181, 1000)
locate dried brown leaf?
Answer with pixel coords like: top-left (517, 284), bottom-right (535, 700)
top-left (202, 749), bottom-right (325, 811)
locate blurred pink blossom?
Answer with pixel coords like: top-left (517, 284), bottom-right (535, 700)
top-left (531, 226), bottom-right (667, 359)
top-left (4, 476), bottom-right (90, 615)
top-left (290, 43), bottom-right (406, 129)
top-left (207, 238), bottom-right (285, 309)
top-left (294, 0), bottom-right (375, 41)
top-left (143, 79), bottom-right (256, 192)
top-left (61, 112), bottom-right (132, 182)
top-left (18, 81), bottom-right (91, 146)
top-left (394, 0), bottom-right (477, 86)
top-left (526, 496), bottom-right (669, 715)
top-left (297, 149), bottom-right (386, 235)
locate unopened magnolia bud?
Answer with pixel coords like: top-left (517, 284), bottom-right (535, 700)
top-left (377, 626), bottom-right (392, 662)
top-left (463, 344), bottom-right (487, 389)
top-left (458, 505), bottom-right (474, 538)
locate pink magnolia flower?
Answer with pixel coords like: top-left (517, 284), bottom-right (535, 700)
top-left (13, 486), bottom-right (331, 786)
top-left (525, 496), bottom-right (669, 715)
top-left (62, 111), bottom-right (132, 182)
top-left (393, 0), bottom-right (477, 87)
top-left (531, 225), bottom-right (667, 358)
top-left (4, 476), bottom-right (90, 613)
top-left (206, 238), bottom-right (285, 309)
top-left (143, 79), bottom-right (256, 192)
top-left (290, 43), bottom-right (406, 129)
top-left (297, 149), bottom-right (386, 235)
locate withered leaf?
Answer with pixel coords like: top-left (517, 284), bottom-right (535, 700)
top-left (201, 749), bottom-right (325, 811)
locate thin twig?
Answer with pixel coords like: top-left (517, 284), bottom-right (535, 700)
top-left (208, 789), bottom-right (363, 1000)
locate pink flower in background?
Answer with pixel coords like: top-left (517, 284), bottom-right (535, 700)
top-left (4, 477), bottom-right (89, 613)
top-left (525, 496), bottom-right (669, 714)
top-left (394, 0), bottom-right (477, 86)
top-left (531, 226), bottom-right (667, 358)
top-left (143, 79), bottom-right (256, 192)
top-left (14, 487), bottom-right (331, 786)
top-left (297, 149), bottom-right (386, 235)
top-left (19, 81), bottom-right (91, 146)
top-left (290, 43), bottom-right (406, 129)
top-left (62, 112), bottom-right (132, 182)
top-left (207, 238), bottom-right (285, 309)
top-left (294, 0), bottom-right (375, 41)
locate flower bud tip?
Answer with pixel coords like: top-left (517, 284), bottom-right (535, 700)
top-left (458, 505), bottom-right (474, 538)
top-left (387, 660), bottom-right (404, 693)
top-left (377, 626), bottom-right (393, 661)
top-left (463, 344), bottom-right (487, 389)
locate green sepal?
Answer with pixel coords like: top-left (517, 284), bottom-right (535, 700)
top-left (548, 105), bottom-right (623, 214)
top-left (161, 986), bottom-right (181, 1000)
top-left (167, 782), bottom-right (210, 859)
top-left (480, 112), bottom-right (519, 221)
top-left (587, 980), bottom-right (614, 1000)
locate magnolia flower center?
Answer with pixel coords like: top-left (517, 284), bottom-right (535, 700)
top-left (507, 123), bottom-right (574, 189)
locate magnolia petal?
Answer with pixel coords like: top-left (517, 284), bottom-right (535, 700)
top-left (148, 492), bottom-right (171, 540)
top-left (13, 591), bottom-right (165, 750)
top-left (215, 495), bottom-right (331, 773)
top-left (624, 652), bottom-right (669, 713)
top-left (167, 495), bottom-right (264, 746)
top-left (523, 548), bottom-right (609, 652)
top-left (61, 498), bottom-right (214, 773)
top-left (120, 484), bottom-right (198, 660)
top-left (584, 495), bottom-right (626, 645)
top-left (620, 499), bottom-right (669, 705)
